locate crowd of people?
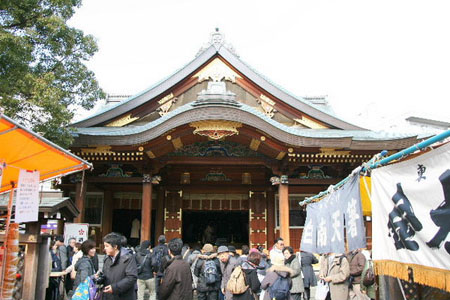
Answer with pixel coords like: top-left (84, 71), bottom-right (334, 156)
top-left (45, 234), bottom-right (375, 300)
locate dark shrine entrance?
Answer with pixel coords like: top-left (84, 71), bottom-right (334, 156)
top-left (182, 210), bottom-right (249, 246)
top-left (112, 209), bottom-right (156, 247)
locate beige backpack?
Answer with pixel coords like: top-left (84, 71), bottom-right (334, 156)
top-left (226, 265), bottom-right (248, 294)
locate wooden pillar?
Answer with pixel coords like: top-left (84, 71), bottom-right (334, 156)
top-left (74, 174), bottom-right (87, 223)
top-left (22, 222), bottom-right (40, 300)
top-left (141, 175), bottom-right (153, 243)
top-left (35, 235), bottom-right (51, 300)
top-left (102, 190), bottom-right (113, 242)
top-left (155, 188), bottom-right (165, 238)
top-left (266, 190), bottom-right (275, 249)
top-left (279, 181), bottom-right (290, 244)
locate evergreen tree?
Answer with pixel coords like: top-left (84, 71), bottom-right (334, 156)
top-left (0, 0), bottom-right (105, 147)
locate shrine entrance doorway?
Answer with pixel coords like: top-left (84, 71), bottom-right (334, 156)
top-left (182, 211), bottom-right (249, 247)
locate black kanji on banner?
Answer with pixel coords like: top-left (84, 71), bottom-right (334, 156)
top-left (388, 183), bottom-right (423, 251)
top-left (427, 169), bottom-right (450, 254)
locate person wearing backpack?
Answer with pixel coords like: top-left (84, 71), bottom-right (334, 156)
top-left (260, 255), bottom-right (293, 300)
top-left (347, 249), bottom-right (369, 300)
top-left (217, 246), bottom-right (238, 300)
top-left (194, 243), bottom-right (222, 300)
top-left (319, 253), bottom-right (350, 300)
top-left (283, 247), bottom-right (304, 300)
top-left (360, 251), bottom-right (375, 300)
top-left (152, 235), bottom-right (170, 299)
top-left (136, 240), bottom-right (156, 300)
top-left (231, 251), bottom-right (262, 300)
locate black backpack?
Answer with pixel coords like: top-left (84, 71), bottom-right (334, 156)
top-left (151, 247), bottom-right (164, 269)
top-left (203, 259), bottom-right (219, 285)
top-left (136, 252), bottom-right (149, 274)
top-left (269, 275), bottom-right (290, 300)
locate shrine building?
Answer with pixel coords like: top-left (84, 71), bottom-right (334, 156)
top-left (63, 30), bottom-right (421, 250)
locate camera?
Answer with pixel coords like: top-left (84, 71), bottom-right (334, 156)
top-left (92, 271), bottom-right (106, 285)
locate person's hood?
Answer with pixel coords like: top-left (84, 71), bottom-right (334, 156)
top-left (75, 255), bottom-right (90, 269)
top-left (267, 264), bottom-right (294, 278)
top-left (198, 253), bottom-right (217, 260)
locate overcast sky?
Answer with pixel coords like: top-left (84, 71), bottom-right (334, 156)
top-left (69, 0), bottom-right (450, 129)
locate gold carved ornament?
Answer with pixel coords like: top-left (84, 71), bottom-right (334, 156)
top-left (189, 120), bottom-right (242, 140)
top-left (257, 94), bottom-right (276, 118)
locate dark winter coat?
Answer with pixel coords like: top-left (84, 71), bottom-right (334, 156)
top-left (102, 250), bottom-right (138, 300)
top-left (347, 250), bottom-right (366, 284)
top-left (73, 255), bottom-right (96, 291)
top-left (159, 255), bottom-right (193, 300)
top-left (233, 261), bottom-right (261, 300)
top-left (260, 265), bottom-right (293, 300)
top-left (135, 249), bottom-right (153, 280)
top-left (194, 253), bottom-right (222, 293)
top-left (300, 251), bottom-right (318, 287)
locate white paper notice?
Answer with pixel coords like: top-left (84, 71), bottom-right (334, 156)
top-left (15, 170), bottom-right (40, 223)
top-left (64, 223), bottom-right (89, 244)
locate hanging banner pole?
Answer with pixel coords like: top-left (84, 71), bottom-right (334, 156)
top-left (300, 130), bottom-right (450, 206)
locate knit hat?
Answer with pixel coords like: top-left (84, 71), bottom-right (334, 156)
top-left (271, 255), bottom-right (285, 266)
top-left (202, 243), bottom-right (214, 253)
top-left (217, 245), bottom-right (229, 254)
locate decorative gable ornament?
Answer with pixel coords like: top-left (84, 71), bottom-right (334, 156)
top-left (257, 94), bottom-right (277, 118)
top-left (196, 28), bottom-right (239, 57)
top-left (194, 58), bottom-right (241, 83)
top-left (157, 93), bottom-right (178, 117)
top-left (190, 120), bottom-right (242, 140)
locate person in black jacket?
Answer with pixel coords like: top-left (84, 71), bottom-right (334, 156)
top-left (152, 235), bottom-right (169, 300)
top-left (194, 243), bottom-right (222, 300)
top-left (136, 240), bottom-right (155, 300)
top-left (102, 232), bottom-right (138, 300)
top-left (300, 251), bottom-right (318, 300)
top-left (233, 251), bottom-right (261, 300)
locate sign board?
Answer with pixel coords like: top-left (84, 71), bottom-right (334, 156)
top-left (15, 170), bottom-right (40, 223)
top-left (64, 223), bottom-right (89, 244)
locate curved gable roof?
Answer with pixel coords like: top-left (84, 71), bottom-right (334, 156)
top-left (73, 43), bottom-right (363, 130)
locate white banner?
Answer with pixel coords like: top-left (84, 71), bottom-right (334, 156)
top-left (64, 223), bottom-right (89, 244)
top-left (300, 172), bottom-right (365, 254)
top-left (15, 170), bottom-right (40, 223)
top-left (372, 142), bottom-right (450, 271)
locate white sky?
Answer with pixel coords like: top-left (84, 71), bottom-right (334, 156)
top-left (69, 0), bottom-right (450, 129)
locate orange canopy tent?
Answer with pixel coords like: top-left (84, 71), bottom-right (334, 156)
top-left (0, 112), bottom-right (92, 193)
top-left (0, 111), bottom-right (92, 298)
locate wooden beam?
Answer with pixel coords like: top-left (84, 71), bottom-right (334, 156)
top-left (278, 182), bottom-right (290, 244)
top-left (74, 175), bottom-right (87, 223)
top-left (101, 190), bottom-right (113, 252)
top-left (155, 188), bottom-right (165, 238)
top-left (141, 179), bottom-right (152, 242)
